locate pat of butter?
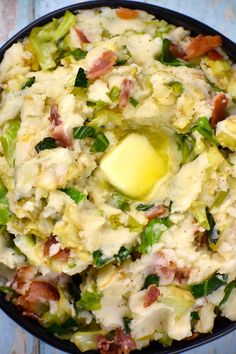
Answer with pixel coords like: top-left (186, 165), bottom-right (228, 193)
top-left (100, 133), bottom-right (167, 198)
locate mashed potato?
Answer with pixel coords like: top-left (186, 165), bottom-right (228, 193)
top-left (0, 6), bottom-right (236, 353)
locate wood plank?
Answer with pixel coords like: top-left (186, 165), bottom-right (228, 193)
top-left (0, 0), bottom-right (17, 44)
top-left (0, 1), bottom-right (236, 354)
top-left (33, 0), bottom-right (236, 41)
top-left (16, 0), bottom-right (35, 26)
top-left (150, 0), bottom-right (236, 40)
top-left (0, 310), bottom-right (40, 354)
top-left (34, 0), bottom-right (77, 19)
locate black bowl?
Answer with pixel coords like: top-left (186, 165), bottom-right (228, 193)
top-left (0, 1), bottom-right (236, 353)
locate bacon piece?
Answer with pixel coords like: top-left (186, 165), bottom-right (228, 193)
top-left (210, 93), bottom-right (228, 128)
top-left (44, 235), bottom-right (58, 257)
top-left (44, 235), bottom-right (70, 261)
top-left (174, 267), bottom-right (190, 284)
top-left (49, 105), bottom-right (62, 127)
top-left (131, 250), bottom-right (142, 261)
top-left (73, 26), bottom-right (90, 43)
top-left (207, 49), bottom-right (223, 61)
top-left (143, 284), bottom-right (160, 308)
top-left (52, 125), bottom-right (73, 148)
top-left (115, 328), bottom-right (136, 351)
top-left (116, 7), bottom-right (139, 20)
top-left (149, 252), bottom-right (190, 285)
top-left (11, 266), bottom-right (37, 295)
top-left (119, 79), bottom-right (134, 108)
top-left (169, 43), bottom-right (185, 59)
top-left (194, 230), bottom-right (209, 248)
top-left (87, 50), bottom-right (117, 80)
top-left (97, 329), bottom-right (136, 354)
top-left (150, 252), bottom-right (175, 285)
top-left (53, 248), bottom-right (70, 261)
top-left (97, 335), bottom-right (114, 353)
top-left (185, 332), bottom-right (200, 341)
top-left (15, 295), bottom-right (39, 313)
top-left (156, 266), bottom-right (175, 285)
top-left (48, 105), bottom-right (72, 148)
top-left (184, 35), bottom-right (222, 60)
top-left (145, 205), bottom-right (169, 221)
top-left (25, 281), bottom-right (60, 303)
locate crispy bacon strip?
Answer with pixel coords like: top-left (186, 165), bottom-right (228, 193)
top-left (44, 235), bottom-right (70, 261)
top-left (15, 281), bottom-right (59, 316)
top-left (150, 252), bottom-right (173, 281)
top-left (11, 266), bottom-right (37, 295)
top-left (97, 335), bottom-right (113, 353)
top-left (184, 35), bottom-right (222, 60)
top-left (44, 235), bottom-right (58, 257)
top-left (150, 252), bottom-right (190, 285)
top-left (48, 105), bottom-right (72, 148)
top-left (25, 281), bottom-right (60, 303)
top-left (87, 50), bottom-right (117, 80)
top-left (207, 49), bottom-right (223, 61)
top-left (156, 265), bottom-right (175, 285)
top-left (116, 7), bottom-right (139, 19)
top-left (52, 125), bottom-right (73, 148)
top-left (145, 205), bottom-right (169, 221)
top-left (174, 267), bottom-right (190, 284)
top-left (49, 105), bottom-right (62, 127)
top-left (54, 248), bottom-right (70, 261)
top-left (97, 328), bottom-right (136, 354)
top-left (210, 93), bottom-right (228, 128)
top-left (73, 26), bottom-right (90, 43)
top-left (115, 328), bottom-right (136, 351)
top-left (143, 284), bottom-right (160, 308)
top-left (119, 79), bottom-right (134, 108)
top-left (15, 296), bottom-right (39, 313)
top-left (169, 42), bottom-right (185, 59)
top-left (185, 332), bottom-right (200, 341)
top-left (194, 230), bottom-right (209, 248)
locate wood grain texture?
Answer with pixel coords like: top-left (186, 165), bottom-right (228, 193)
top-left (0, 0), bottom-right (17, 44)
top-left (0, 0), bottom-right (236, 354)
top-left (32, 0), bottom-right (236, 42)
top-left (0, 310), bottom-right (40, 354)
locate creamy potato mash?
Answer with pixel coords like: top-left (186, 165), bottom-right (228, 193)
top-left (0, 6), bottom-right (236, 353)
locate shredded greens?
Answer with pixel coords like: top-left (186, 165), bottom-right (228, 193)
top-left (60, 188), bottom-right (86, 203)
top-left (191, 273), bottom-right (227, 298)
top-left (73, 125), bottom-right (109, 152)
top-left (0, 182), bottom-right (11, 226)
top-left (29, 11), bottom-right (76, 70)
top-left (142, 274), bottom-right (160, 289)
top-left (93, 250), bottom-right (111, 268)
top-left (219, 279), bottom-right (236, 307)
top-left (76, 289), bottom-right (102, 311)
top-left (1, 119), bottom-right (20, 166)
top-left (73, 126), bottom-right (97, 139)
top-left (129, 97), bottom-right (139, 107)
top-left (107, 86), bottom-right (121, 101)
top-left (140, 217), bottom-right (173, 254)
top-left (192, 117), bottom-right (219, 146)
top-left (22, 76), bottom-right (35, 89)
top-left (160, 38), bottom-right (192, 67)
top-left (112, 192), bottom-right (130, 211)
top-left (115, 246), bottom-right (132, 265)
top-left (176, 133), bottom-right (196, 164)
top-left (74, 68), bottom-right (88, 88)
top-left (35, 137), bottom-right (57, 153)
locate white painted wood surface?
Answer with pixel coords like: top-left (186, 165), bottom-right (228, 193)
top-left (0, 1), bottom-right (236, 353)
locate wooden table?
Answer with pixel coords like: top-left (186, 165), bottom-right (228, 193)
top-left (0, 1), bottom-right (236, 353)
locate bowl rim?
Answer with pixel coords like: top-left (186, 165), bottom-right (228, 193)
top-left (0, 1), bottom-right (236, 353)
